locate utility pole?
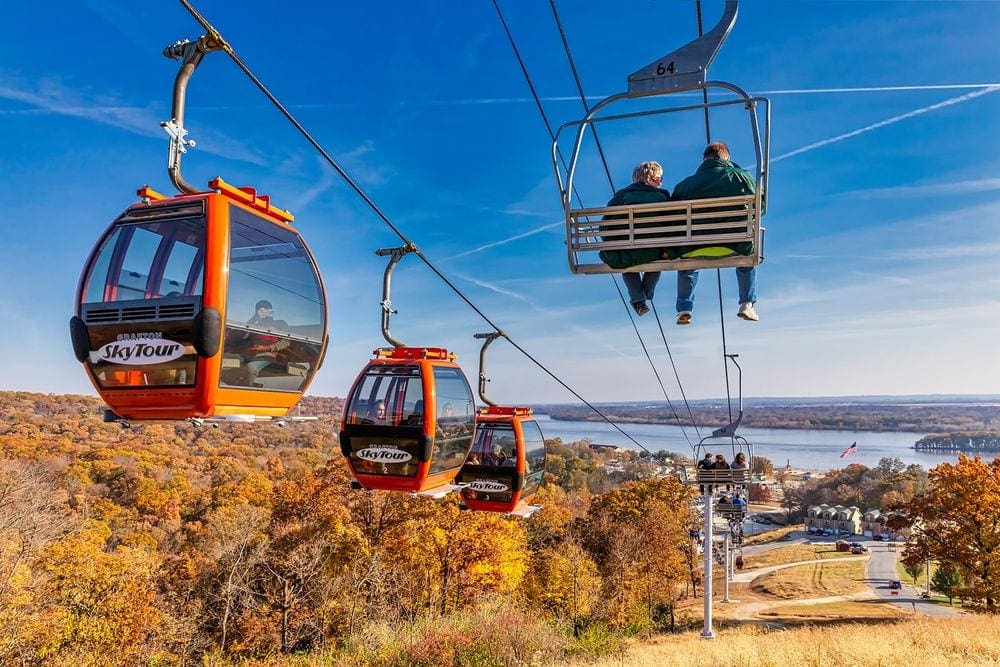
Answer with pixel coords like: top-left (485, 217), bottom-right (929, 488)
top-left (722, 530), bottom-right (731, 603)
top-left (700, 488), bottom-right (715, 639)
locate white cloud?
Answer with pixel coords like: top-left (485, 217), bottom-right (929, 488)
top-left (0, 73), bottom-right (268, 165)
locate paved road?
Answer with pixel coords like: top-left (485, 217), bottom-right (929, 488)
top-left (864, 540), bottom-right (964, 617)
top-left (731, 533), bottom-right (964, 618)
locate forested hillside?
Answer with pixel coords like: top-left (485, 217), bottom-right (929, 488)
top-left (0, 391), bottom-right (690, 664)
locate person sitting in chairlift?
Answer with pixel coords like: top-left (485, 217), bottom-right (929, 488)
top-left (670, 142), bottom-right (760, 326)
top-left (599, 161), bottom-right (671, 317)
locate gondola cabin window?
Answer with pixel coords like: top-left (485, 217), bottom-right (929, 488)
top-left (79, 213), bottom-right (206, 388)
top-left (345, 364), bottom-right (424, 426)
top-left (343, 364), bottom-right (425, 478)
top-left (220, 206), bottom-right (325, 392)
top-left (428, 366), bottom-right (475, 475)
top-left (521, 419), bottom-right (546, 497)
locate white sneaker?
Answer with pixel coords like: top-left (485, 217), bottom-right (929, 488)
top-left (676, 311), bottom-right (692, 325)
top-left (737, 302), bottom-right (758, 321)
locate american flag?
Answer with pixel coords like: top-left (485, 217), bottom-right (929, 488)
top-left (839, 442), bottom-right (858, 459)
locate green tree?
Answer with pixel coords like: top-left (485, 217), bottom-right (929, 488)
top-left (904, 559), bottom-right (923, 586)
top-left (931, 563), bottom-right (962, 605)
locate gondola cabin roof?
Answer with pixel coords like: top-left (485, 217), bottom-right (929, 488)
top-left (478, 405), bottom-right (533, 418)
top-left (373, 346), bottom-right (457, 361)
top-left (134, 177), bottom-right (294, 225)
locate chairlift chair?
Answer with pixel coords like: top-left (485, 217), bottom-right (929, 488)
top-left (551, 1), bottom-right (771, 275)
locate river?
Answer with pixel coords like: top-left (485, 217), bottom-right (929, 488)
top-left (533, 414), bottom-right (979, 472)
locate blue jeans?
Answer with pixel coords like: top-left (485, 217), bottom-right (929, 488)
top-left (676, 267), bottom-right (756, 313)
top-left (623, 272), bottom-right (660, 304)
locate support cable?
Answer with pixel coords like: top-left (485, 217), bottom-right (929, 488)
top-left (544, 0), bottom-right (704, 444)
top-left (547, 0), bottom-right (616, 194)
top-left (176, 0), bottom-right (654, 454)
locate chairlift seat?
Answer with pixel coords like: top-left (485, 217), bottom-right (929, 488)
top-left (696, 468), bottom-right (751, 485)
top-left (568, 194), bottom-right (763, 274)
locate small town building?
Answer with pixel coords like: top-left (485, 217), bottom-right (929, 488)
top-left (804, 504), bottom-right (862, 535)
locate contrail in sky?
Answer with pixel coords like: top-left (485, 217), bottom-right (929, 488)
top-left (447, 221), bottom-right (562, 260)
top-left (772, 85), bottom-right (1000, 163)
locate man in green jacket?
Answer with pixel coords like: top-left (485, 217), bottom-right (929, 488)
top-left (671, 142), bottom-right (758, 325)
top-left (598, 161), bottom-right (671, 316)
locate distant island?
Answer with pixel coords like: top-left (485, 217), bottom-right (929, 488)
top-left (534, 398), bottom-right (1000, 450)
top-left (914, 432), bottom-right (1000, 453)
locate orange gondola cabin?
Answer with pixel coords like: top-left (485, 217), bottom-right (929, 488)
top-left (340, 346), bottom-right (475, 494)
top-left (456, 406), bottom-right (545, 515)
top-left (69, 178), bottom-right (328, 422)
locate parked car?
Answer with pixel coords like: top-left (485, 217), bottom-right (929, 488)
top-left (872, 534), bottom-right (883, 541)
top-left (823, 529), bottom-right (833, 536)
top-left (850, 546), bottom-right (865, 554)
top-left (920, 591), bottom-right (931, 599)
top-left (889, 580), bottom-right (903, 590)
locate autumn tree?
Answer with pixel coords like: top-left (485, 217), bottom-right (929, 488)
top-left (747, 482), bottom-right (772, 503)
top-left (903, 559), bottom-right (923, 586)
top-left (29, 520), bottom-right (171, 664)
top-left (525, 541), bottom-right (602, 633)
top-left (751, 456), bottom-right (774, 477)
top-left (896, 455), bottom-right (1000, 612)
top-left (578, 477), bottom-right (693, 629)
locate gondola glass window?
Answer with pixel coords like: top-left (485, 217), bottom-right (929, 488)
top-left (80, 215), bottom-right (206, 388)
top-left (429, 366), bottom-right (475, 475)
top-left (345, 364), bottom-right (424, 426)
top-left (220, 207), bottom-right (325, 391)
top-left (521, 420), bottom-right (546, 473)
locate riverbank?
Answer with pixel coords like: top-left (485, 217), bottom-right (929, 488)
top-left (533, 415), bottom-right (985, 472)
top-left (537, 400), bottom-right (1000, 435)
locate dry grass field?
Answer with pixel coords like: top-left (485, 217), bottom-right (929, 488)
top-left (748, 558), bottom-right (869, 599)
top-left (582, 616), bottom-right (1000, 666)
top-left (743, 544), bottom-right (857, 569)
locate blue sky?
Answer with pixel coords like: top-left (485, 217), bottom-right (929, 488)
top-left (2, 1), bottom-right (999, 406)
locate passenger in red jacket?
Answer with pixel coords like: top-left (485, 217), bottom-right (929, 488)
top-left (238, 300), bottom-right (290, 385)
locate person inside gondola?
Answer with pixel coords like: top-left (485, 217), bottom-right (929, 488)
top-left (670, 142), bottom-right (759, 325)
top-left (486, 444), bottom-right (507, 466)
top-left (730, 452), bottom-right (748, 470)
top-left (234, 299), bottom-right (290, 385)
top-left (712, 454), bottom-right (729, 469)
top-left (599, 161), bottom-right (671, 317)
top-left (369, 400), bottom-right (388, 424)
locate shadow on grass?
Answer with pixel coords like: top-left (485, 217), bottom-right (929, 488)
top-left (714, 613), bottom-right (911, 632)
